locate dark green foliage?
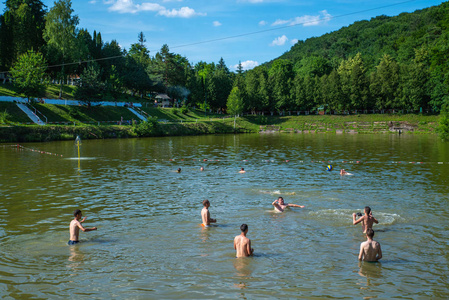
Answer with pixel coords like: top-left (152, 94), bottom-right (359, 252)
top-left (438, 104), bottom-right (449, 141)
top-left (132, 116), bottom-right (159, 137)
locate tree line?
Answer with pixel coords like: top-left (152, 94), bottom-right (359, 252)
top-left (1, 0), bottom-right (448, 113)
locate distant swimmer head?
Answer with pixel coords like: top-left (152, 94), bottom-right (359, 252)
top-left (365, 206), bottom-right (371, 215)
top-left (327, 165), bottom-right (333, 171)
top-left (177, 168), bottom-right (181, 173)
top-left (278, 197), bottom-right (285, 204)
top-left (200, 167), bottom-right (204, 171)
top-left (240, 224), bottom-right (248, 232)
top-left (73, 209), bottom-right (82, 217)
top-left (203, 199), bottom-right (210, 207)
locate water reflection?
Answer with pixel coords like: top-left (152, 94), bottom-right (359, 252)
top-left (67, 246), bottom-right (85, 276)
top-left (357, 261), bottom-right (383, 288)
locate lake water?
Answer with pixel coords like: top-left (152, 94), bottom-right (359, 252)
top-left (1, 133), bottom-right (448, 299)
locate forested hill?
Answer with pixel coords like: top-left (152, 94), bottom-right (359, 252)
top-left (241, 1), bottom-right (448, 114)
top-left (275, 2), bottom-right (449, 70)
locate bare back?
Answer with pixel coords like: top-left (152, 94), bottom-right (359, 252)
top-left (234, 235), bottom-right (253, 257)
top-left (69, 219), bottom-right (82, 241)
top-left (359, 240), bottom-right (382, 262)
top-left (201, 207), bottom-right (211, 225)
top-left (362, 216), bottom-right (377, 233)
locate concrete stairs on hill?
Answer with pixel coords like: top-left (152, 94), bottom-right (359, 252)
top-left (16, 103), bottom-right (46, 125)
top-left (128, 107), bottom-right (148, 121)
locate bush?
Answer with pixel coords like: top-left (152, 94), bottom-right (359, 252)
top-left (132, 116), bottom-right (159, 137)
top-left (172, 108), bottom-right (179, 115)
top-left (180, 106), bottom-right (189, 115)
top-left (438, 104), bottom-right (449, 141)
top-left (0, 110), bottom-right (11, 124)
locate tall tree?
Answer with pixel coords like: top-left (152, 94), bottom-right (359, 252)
top-left (10, 49), bottom-right (48, 101)
top-left (43, 0), bottom-right (79, 98)
top-left (268, 59), bottom-right (294, 112)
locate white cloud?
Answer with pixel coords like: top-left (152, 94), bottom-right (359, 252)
top-left (290, 38), bottom-right (298, 45)
top-left (238, 0), bottom-right (263, 3)
top-left (232, 60), bottom-right (259, 71)
top-left (163, 0), bottom-right (182, 2)
top-left (158, 6), bottom-right (206, 18)
top-left (271, 10), bottom-right (332, 27)
top-left (106, 0), bottom-right (205, 18)
top-left (107, 0), bottom-right (164, 14)
top-left (213, 21), bottom-right (222, 27)
top-left (258, 20), bottom-right (267, 26)
top-left (270, 35), bottom-right (288, 46)
top-left (89, 0), bottom-right (97, 4)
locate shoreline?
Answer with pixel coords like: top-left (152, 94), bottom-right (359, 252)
top-left (0, 116), bottom-right (439, 143)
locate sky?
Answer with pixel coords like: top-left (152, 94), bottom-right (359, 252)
top-left (1, 0), bottom-right (446, 71)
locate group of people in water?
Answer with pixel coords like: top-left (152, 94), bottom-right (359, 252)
top-left (68, 167), bottom-right (381, 262)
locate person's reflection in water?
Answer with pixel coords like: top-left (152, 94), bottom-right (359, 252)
top-left (199, 226), bottom-right (212, 257)
top-left (357, 260), bottom-right (383, 289)
top-left (67, 246), bottom-right (86, 276)
top-left (233, 257), bottom-right (253, 291)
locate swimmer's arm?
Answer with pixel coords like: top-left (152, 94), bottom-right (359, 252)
top-left (248, 240), bottom-right (253, 256)
top-left (272, 201), bottom-right (282, 210)
top-left (77, 222), bottom-right (97, 232)
top-left (353, 214), bottom-right (363, 225)
top-left (358, 243), bottom-right (364, 260)
top-left (234, 238), bottom-right (237, 250)
top-left (80, 217), bottom-right (87, 223)
top-left (373, 216), bottom-right (379, 224)
top-left (206, 211), bottom-right (216, 223)
top-left (288, 204), bottom-right (305, 208)
top-left (376, 243), bottom-right (382, 261)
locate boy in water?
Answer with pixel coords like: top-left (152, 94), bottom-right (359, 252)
top-left (239, 168), bottom-right (246, 173)
top-left (68, 209), bottom-right (97, 245)
top-left (358, 228), bottom-right (382, 262)
top-left (234, 224), bottom-right (254, 257)
top-left (353, 206), bottom-right (379, 233)
top-left (201, 199), bottom-right (217, 227)
top-left (272, 197), bottom-right (305, 212)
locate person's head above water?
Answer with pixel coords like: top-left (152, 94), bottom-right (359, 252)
top-left (73, 209), bottom-right (82, 217)
top-left (278, 197), bottom-right (284, 204)
top-left (240, 224), bottom-right (248, 232)
top-left (365, 206), bottom-right (371, 215)
top-left (177, 168), bottom-right (181, 173)
top-left (366, 228), bottom-right (374, 238)
top-left (203, 199), bottom-right (210, 207)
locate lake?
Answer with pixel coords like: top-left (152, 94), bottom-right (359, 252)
top-left (1, 133), bottom-right (448, 298)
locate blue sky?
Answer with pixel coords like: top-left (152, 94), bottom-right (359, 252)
top-left (1, 0), bottom-right (446, 71)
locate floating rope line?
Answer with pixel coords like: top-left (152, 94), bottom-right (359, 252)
top-left (10, 144), bottom-right (64, 157)
top-left (143, 158), bottom-right (445, 164)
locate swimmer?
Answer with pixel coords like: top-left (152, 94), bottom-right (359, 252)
top-left (234, 224), bottom-right (254, 258)
top-left (358, 228), bottom-right (382, 262)
top-left (68, 209), bottom-right (97, 245)
top-left (176, 168), bottom-right (181, 173)
top-left (272, 197), bottom-right (305, 212)
top-left (200, 167), bottom-right (204, 171)
top-left (340, 169), bottom-right (352, 175)
top-left (353, 206), bottom-right (379, 233)
top-left (239, 168), bottom-right (246, 173)
top-left (201, 199), bottom-right (217, 227)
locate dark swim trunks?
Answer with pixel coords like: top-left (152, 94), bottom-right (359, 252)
top-left (68, 240), bottom-right (80, 245)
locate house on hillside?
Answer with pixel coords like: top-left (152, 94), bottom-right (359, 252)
top-left (155, 93), bottom-right (172, 107)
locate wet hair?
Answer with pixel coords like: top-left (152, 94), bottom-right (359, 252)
top-left (241, 168), bottom-right (244, 170)
top-left (278, 197), bottom-right (284, 201)
top-left (203, 199), bottom-right (210, 206)
top-left (177, 168), bottom-right (181, 173)
top-left (73, 209), bottom-right (82, 217)
top-left (240, 224), bottom-right (248, 232)
top-left (365, 206), bottom-right (371, 214)
top-left (366, 228), bottom-right (374, 238)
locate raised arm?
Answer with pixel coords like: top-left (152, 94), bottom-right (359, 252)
top-left (287, 204), bottom-right (305, 208)
top-left (353, 213), bottom-right (363, 225)
top-left (77, 222), bottom-right (97, 232)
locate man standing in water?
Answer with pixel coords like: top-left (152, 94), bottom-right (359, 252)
top-left (272, 197), bottom-right (305, 212)
top-left (358, 228), bottom-right (382, 262)
top-left (353, 206), bottom-right (379, 233)
top-left (69, 209), bottom-right (97, 245)
top-left (201, 199), bottom-right (217, 227)
top-left (234, 224), bottom-right (254, 257)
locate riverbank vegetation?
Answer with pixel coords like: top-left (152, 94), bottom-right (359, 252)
top-left (1, 1), bottom-right (449, 114)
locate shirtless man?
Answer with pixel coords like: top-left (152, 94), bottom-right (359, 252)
top-left (239, 168), bottom-right (246, 173)
top-left (201, 199), bottom-right (217, 227)
top-left (340, 169), bottom-right (350, 175)
top-left (272, 197), bottom-right (305, 212)
top-left (234, 224), bottom-right (254, 258)
top-left (358, 228), bottom-right (382, 262)
top-left (68, 209), bottom-right (97, 245)
top-left (353, 206), bottom-right (379, 233)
